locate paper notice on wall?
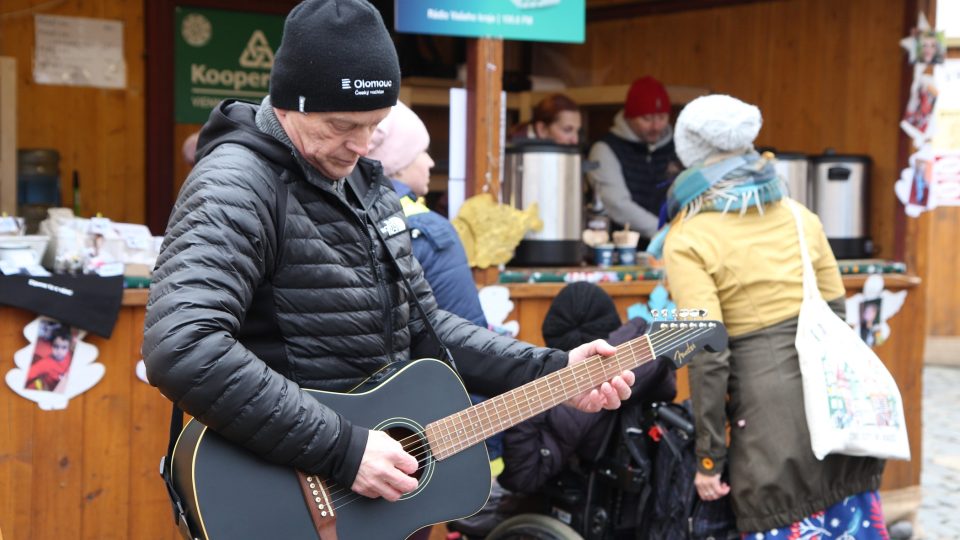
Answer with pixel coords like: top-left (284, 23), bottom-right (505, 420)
top-left (33, 15), bottom-right (126, 89)
top-left (932, 60), bottom-right (960, 151)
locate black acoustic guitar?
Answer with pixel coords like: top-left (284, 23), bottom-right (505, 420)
top-left (170, 319), bottom-right (727, 539)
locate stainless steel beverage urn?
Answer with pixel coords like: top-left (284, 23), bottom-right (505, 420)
top-left (810, 152), bottom-right (873, 259)
top-left (773, 152), bottom-right (811, 207)
top-left (502, 142), bottom-right (582, 266)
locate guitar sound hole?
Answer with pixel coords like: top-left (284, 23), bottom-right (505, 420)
top-left (386, 426), bottom-right (430, 481)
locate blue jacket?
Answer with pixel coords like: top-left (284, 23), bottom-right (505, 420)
top-left (392, 182), bottom-right (487, 327)
top-left (392, 182), bottom-right (502, 464)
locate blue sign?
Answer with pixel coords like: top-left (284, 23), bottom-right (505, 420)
top-left (395, 0), bottom-right (585, 44)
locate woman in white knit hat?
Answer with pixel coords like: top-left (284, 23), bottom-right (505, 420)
top-left (650, 95), bottom-right (889, 538)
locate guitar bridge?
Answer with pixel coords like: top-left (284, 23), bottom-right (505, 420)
top-left (296, 470), bottom-right (337, 538)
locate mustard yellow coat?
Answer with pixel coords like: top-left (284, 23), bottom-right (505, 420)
top-left (662, 201), bottom-right (883, 531)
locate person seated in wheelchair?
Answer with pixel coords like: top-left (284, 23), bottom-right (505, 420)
top-left (448, 283), bottom-right (677, 539)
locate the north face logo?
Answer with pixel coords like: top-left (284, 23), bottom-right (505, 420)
top-left (379, 216), bottom-right (407, 237)
top-left (239, 30), bottom-right (274, 69)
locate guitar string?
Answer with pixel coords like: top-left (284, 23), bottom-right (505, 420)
top-left (420, 325), bottom-right (707, 458)
top-left (320, 325), bottom-right (715, 509)
top-left (323, 325), bottom-right (709, 509)
top-left (393, 324), bottom-right (703, 454)
top-left (322, 325), bottom-right (711, 509)
top-left (324, 326), bottom-right (711, 510)
top-left (406, 324), bottom-right (708, 459)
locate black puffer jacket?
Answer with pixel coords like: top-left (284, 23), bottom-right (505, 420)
top-left (142, 100), bottom-right (568, 489)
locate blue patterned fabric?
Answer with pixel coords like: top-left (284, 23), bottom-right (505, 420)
top-left (647, 151), bottom-right (784, 257)
top-left (741, 490), bottom-right (890, 540)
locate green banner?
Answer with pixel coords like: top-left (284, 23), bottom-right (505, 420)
top-left (174, 7), bottom-right (285, 124)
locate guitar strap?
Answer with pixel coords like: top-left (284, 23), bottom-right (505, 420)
top-left (365, 205), bottom-right (458, 374)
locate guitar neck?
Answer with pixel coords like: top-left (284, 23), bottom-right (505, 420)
top-left (426, 334), bottom-right (654, 461)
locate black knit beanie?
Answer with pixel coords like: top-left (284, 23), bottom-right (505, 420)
top-left (542, 282), bottom-right (623, 352)
top-left (270, 0), bottom-right (400, 113)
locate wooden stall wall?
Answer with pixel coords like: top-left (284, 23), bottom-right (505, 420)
top-left (534, 0), bottom-right (906, 261)
top-left (0, 0), bottom-right (145, 224)
top-left (0, 298), bottom-right (179, 540)
top-left (927, 208), bottom-right (960, 336)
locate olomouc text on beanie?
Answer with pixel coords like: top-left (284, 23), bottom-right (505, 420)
top-left (269, 0), bottom-right (401, 113)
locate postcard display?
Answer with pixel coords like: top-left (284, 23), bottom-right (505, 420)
top-left (896, 13), bottom-right (960, 216)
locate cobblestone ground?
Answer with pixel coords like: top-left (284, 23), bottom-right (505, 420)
top-left (916, 365), bottom-right (960, 539)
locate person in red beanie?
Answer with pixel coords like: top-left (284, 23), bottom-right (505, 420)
top-left (587, 76), bottom-right (682, 244)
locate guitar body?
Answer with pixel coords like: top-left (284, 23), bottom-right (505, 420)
top-left (171, 359), bottom-right (492, 539)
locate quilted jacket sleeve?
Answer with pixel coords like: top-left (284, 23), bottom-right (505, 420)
top-left (403, 253), bottom-right (569, 398)
top-left (142, 146), bottom-right (365, 487)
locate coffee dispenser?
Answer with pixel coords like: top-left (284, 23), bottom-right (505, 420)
top-left (772, 152), bottom-right (811, 207)
top-left (502, 141), bottom-right (582, 266)
top-left (809, 152), bottom-right (873, 259)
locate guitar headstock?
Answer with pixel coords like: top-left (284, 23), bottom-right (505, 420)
top-left (648, 309), bottom-right (728, 369)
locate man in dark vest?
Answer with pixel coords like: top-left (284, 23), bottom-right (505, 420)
top-left (587, 76), bottom-right (682, 243)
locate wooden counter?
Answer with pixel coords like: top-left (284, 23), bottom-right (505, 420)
top-left (499, 273), bottom-right (925, 498)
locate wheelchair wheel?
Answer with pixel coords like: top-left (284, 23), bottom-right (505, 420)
top-left (484, 513), bottom-right (583, 540)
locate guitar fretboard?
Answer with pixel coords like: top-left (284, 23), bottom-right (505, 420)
top-left (425, 335), bottom-right (654, 460)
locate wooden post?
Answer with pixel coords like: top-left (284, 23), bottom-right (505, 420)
top-left (0, 57), bottom-right (15, 217)
top-left (465, 38), bottom-right (503, 198)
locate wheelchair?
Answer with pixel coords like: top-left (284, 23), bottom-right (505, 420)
top-left (447, 401), bottom-right (680, 540)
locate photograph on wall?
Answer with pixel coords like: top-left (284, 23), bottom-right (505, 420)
top-left (5, 317), bottom-right (105, 410)
top-left (859, 298), bottom-right (882, 348)
top-left (23, 319), bottom-right (78, 393)
top-left (846, 275), bottom-right (907, 350)
top-left (908, 156), bottom-right (932, 208)
top-left (914, 29), bottom-right (947, 65)
top-left (902, 65), bottom-right (938, 142)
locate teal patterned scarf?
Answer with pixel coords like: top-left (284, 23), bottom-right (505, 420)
top-left (647, 151), bottom-right (784, 257)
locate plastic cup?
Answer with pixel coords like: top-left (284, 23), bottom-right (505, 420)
top-left (617, 245), bottom-right (637, 266)
top-left (595, 244), bottom-right (615, 268)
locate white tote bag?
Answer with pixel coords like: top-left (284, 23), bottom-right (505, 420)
top-left (788, 200), bottom-right (911, 461)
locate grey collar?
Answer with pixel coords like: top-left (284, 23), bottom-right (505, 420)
top-left (257, 95), bottom-right (347, 196)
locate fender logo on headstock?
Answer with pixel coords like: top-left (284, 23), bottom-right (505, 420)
top-left (673, 342), bottom-right (696, 364)
top-left (648, 317), bottom-right (729, 370)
